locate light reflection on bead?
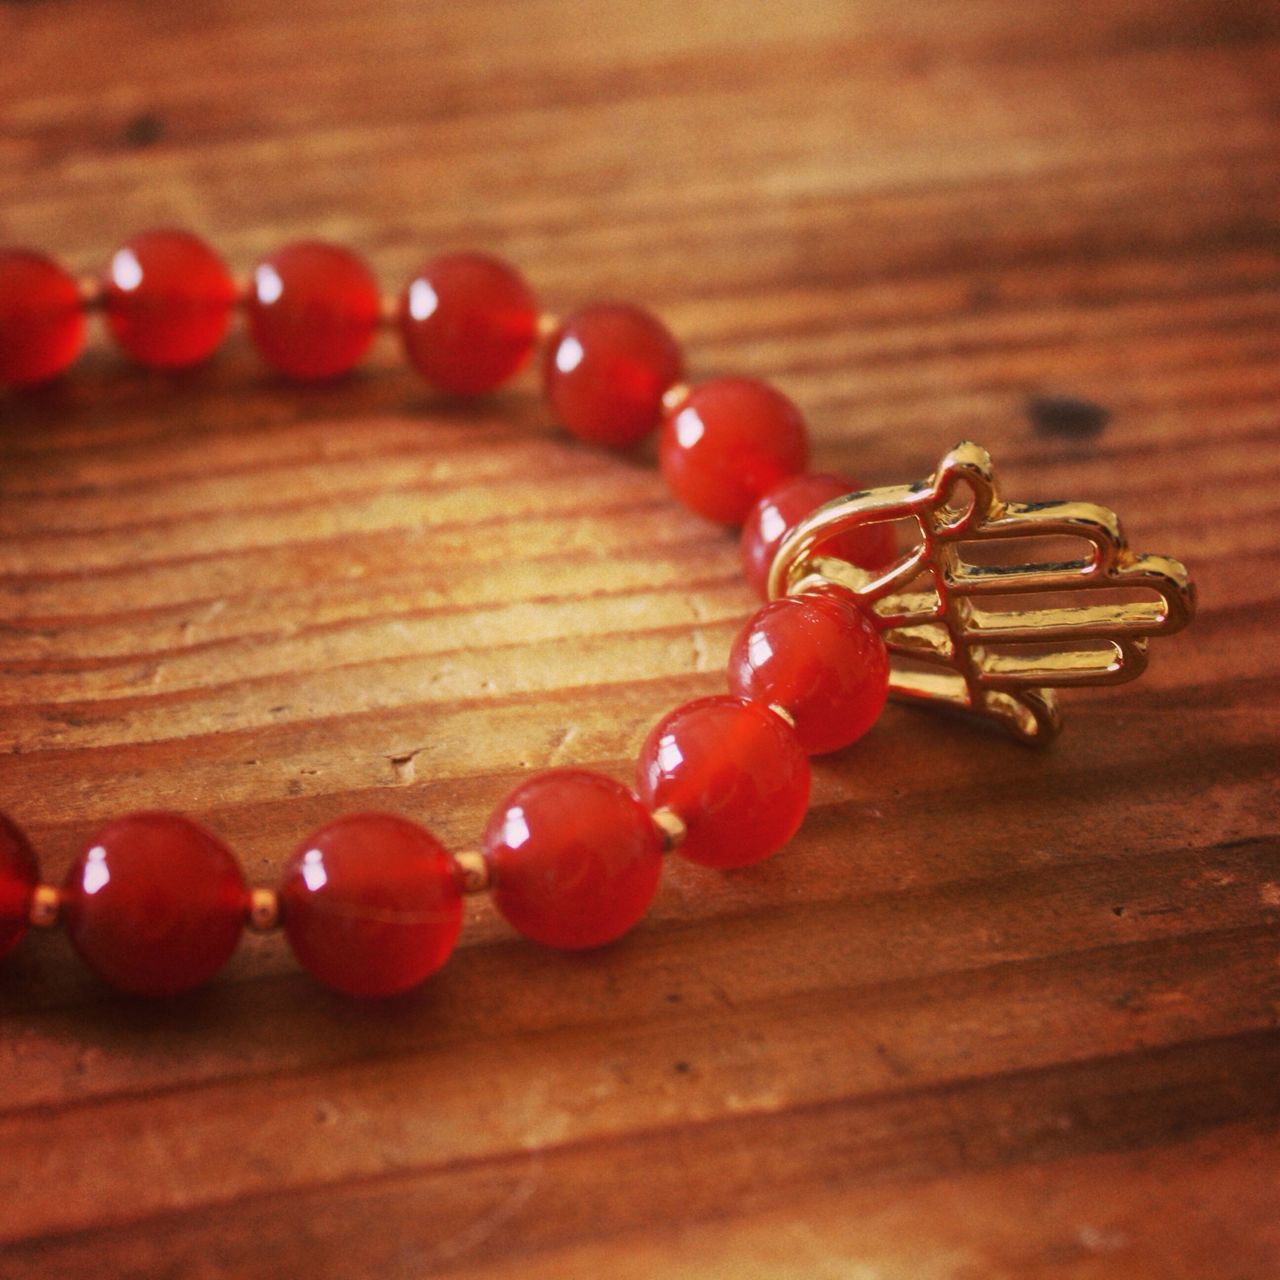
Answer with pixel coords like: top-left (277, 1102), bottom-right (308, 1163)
top-left (81, 846), bottom-right (110, 895)
top-left (254, 263), bottom-right (284, 305)
top-left (110, 249), bottom-right (144, 292)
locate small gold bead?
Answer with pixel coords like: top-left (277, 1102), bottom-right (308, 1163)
top-left (661, 383), bottom-right (691, 413)
top-left (245, 887), bottom-right (280, 932)
top-left (651, 808), bottom-right (687, 853)
top-left (453, 850), bottom-right (491, 895)
top-left (27, 885), bottom-right (61, 929)
top-left (536, 312), bottom-right (561, 342)
top-left (77, 276), bottom-right (102, 311)
top-left (378, 293), bottom-right (400, 327)
top-left (768, 703), bottom-right (796, 729)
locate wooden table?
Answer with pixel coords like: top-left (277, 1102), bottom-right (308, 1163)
top-left (1, 2), bottom-right (1277, 1276)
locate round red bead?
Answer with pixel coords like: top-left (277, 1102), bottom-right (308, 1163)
top-left (246, 241), bottom-right (380, 380)
top-left (0, 813), bottom-right (38, 960)
top-left (543, 303), bottom-right (684, 447)
top-left (482, 769), bottom-right (663, 950)
top-left (102, 229), bottom-right (236, 369)
top-left (0, 250), bottom-right (84, 387)
top-left (61, 812), bottom-right (246, 997)
top-left (399, 252), bottom-right (537, 395)
top-left (636, 695), bottom-right (810, 870)
top-left (740, 472), bottom-right (899, 599)
top-left (280, 813), bottom-right (462, 997)
top-left (659, 376), bottom-right (809, 525)
top-left (728, 591), bottom-right (889, 754)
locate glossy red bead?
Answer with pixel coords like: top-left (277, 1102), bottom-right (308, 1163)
top-left (280, 813), bottom-right (462, 997)
top-left (61, 812), bottom-right (246, 997)
top-left (482, 769), bottom-right (663, 950)
top-left (728, 591), bottom-right (889, 754)
top-left (0, 250), bottom-right (84, 386)
top-left (246, 241), bottom-right (380, 380)
top-left (740, 472), bottom-right (899, 599)
top-left (636, 695), bottom-right (810, 870)
top-left (399, 252), bottom-right (537, 395)
top-left (0, 813), bottom-right (38, 960)
top-left (543, 303), bottom-right (684, 447)
top-left (659, 376), bottom-right (810, 525)
top-left (102, 229), bottom-right (236, 369)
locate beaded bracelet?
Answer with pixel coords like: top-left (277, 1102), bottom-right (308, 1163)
top-left (0, 230), bottom-right (1195, 1000)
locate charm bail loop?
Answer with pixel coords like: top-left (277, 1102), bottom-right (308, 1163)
top-left (766, 442), bottom-right (1196, 744)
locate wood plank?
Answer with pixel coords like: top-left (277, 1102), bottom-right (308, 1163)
top-left (0, 0), bottom-right (1277, 1275)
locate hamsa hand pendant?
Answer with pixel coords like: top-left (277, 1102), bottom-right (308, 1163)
top-left (767, 442), bottom-right (1196, 744)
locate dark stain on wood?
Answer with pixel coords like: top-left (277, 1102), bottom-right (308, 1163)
top-left (1026, 394), bottom-right (1112, 439)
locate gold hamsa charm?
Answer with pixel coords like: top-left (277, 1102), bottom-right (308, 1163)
top-left (767, 442), bottom-right (1196, 744)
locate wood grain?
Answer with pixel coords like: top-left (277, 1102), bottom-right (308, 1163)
top-left (1, 1), bottom-right (1277, 1276)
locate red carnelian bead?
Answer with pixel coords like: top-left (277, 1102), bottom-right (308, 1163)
top-left (636, 695), bottom-right (810, 870)
top-left (246, 241), bottom-right (380, 380)
top-left (61, 812), bottom-right (246, 997)
top-left (543, 303), bottom-right (684, 447)
top-left (659, 376), bottom-right (809, 525)
top-left (728, 592), bottom-right (889, 754)
top-left (102, 229), bottom-right (236, 369)
top-left (0, 250), bottom-right (84, 386)
top-left (280, 813), bottom-right (462, 997)
top-left (399, 252), bottom-right (538, 395)
top-left (740, 472), bottom-right (899, 599)
top-left (0, 813), bottom-right (38, 960)
top-left (482, 769), bottom-right (663, 950)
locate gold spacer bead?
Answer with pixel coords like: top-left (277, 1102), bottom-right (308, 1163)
top-left (536, 311), bottom-right (561, 342)
top-left (245, 887), bottom-right (280, 932)
top-left (378, 293), bottom-right (400, 327)
top-left (27, 885), bottom-right (61, 929)
top-left (453, 850), bottom-right (491, 895)
top-left (661, 382), bottom-right (691, 414)
top-left (768, 702), bottom-right (796, 729)
top-left (651, 807), bottom-right (687, 853)
top-left (77, 275), bottom-right (103, 311)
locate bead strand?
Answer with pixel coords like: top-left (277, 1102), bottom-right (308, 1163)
top-left (0, 591), bottom-right (886, 998)
top-left (0, 230), bottom-right (898, 998)
top-left (1, 231), bottom-right (867, 538)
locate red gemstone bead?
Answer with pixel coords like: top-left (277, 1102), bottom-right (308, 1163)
top-left (102, 229), bottom-right (236, 369)
top-left (543, 303), bottom-right (684, 447)
top-left (728, 591), bottom-right (889, 754)
top-left (659, 376), bottom-right (810, 525)
top-left (399, 252), bottom-right (537, 395)
top-left (0, 250), bottom-right (84, 386)
top-left (280, 813), bottom-right (462, 997)
top-left (482, 769), bottom-right (663, 950)
top-left (636, 695), bottom-right (810, 869)
top-left (61, 812), bottom-right (246, 997)
top-left (740, 472), bottom-right (899, 599)
top-left (0, 813), bottom-right (38, 960)
top-left (246, 241), bottom-right (380, 380)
